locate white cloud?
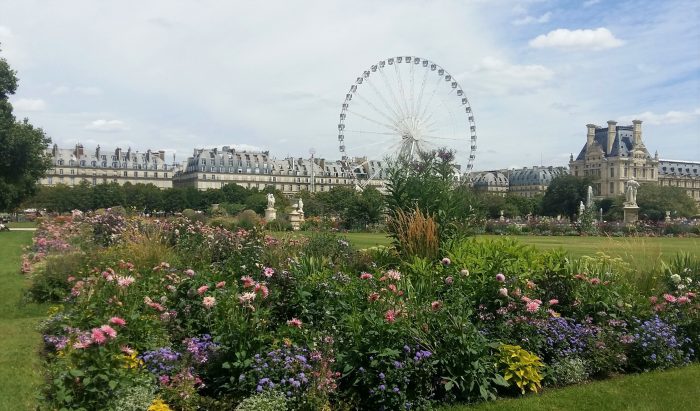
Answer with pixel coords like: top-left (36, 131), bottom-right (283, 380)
top-left (464, 57), bottom-right (554, 95)
top-left (619, 108), bottom-right (700, 125)
top-left (583, 0), bottom-right (601, 6)
top-left (513, 12), bottom-right (551, 26)
top-left (84, 119), bottom-right (129, 132)
top-left (529, 28), bottom-right (624, 50)
top-left (12, 98), bottom-right (47, 111)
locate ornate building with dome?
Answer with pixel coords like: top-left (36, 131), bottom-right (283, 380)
top-left (471, 166), bottom-right (569, 197)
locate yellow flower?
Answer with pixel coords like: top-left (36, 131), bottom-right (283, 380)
top-left (121, 352), bottom-right (143, 369)
top-left (147, 398), bottom-right (172, 411)
top-left (47, 305), bottom-right (62, 315)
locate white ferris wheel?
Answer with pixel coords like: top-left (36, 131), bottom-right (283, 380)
top-left (338, 55), bottom-right (477, 188)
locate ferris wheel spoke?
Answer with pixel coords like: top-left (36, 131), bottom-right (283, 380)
top-left (409, 60), bottom-right (416, 119)
top-left (345, 129), bottom-right (398, 136)
top-left (422, 134), bottom-right (463, 141)
top-left (393, 63), bottom-right (413, 122)
top-left (417, 74), bottom-right (444, 122)
top-left (365, 77), bottom-right (402, 121)
top-left (353, 91), bottom-right (401, 128)
top-left (346, 109), bottom-right (400, 133)
top-left (413, 65), bottom-right (430, 119)
top-left (379, 68), bottom-right (408, 121)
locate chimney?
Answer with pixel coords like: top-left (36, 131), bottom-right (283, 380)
top-left (586, 124), bottom-right (596, 149)
top-left (75, 143), bottom-right (84, 157)
top-left (632, 119), bottom-right (642, 146)
top-left (606, 120), bottom-right (617, 155)
top-left (158, 150), bottom-right (165, 161)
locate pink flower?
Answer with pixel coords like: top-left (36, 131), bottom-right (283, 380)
top-left (678, 296), bottom-right (690, 304)
top-left (91, 328), bottom-right (107, 344)
top-left (263, 267), bottom-right (275, 278)
top-left (498, 288), bottom-right (508, 297)
top-left (239, 292), bottom-right (256, 305)
top-left (184, 269), bottom-right (196, 277)
top-left (526, 301), bottom-right (541, 312)
top-left (549, 299), bottom-right (559, 305)
top-left (384, 309), bottom-right (396, 323)
top-left (444, 276), bottom-right (454, 285)
top-left (287, 318), bottom-right (303, 328)
top-left (687, 292), bottom-right (696, 299)
top-left (109, 317), bottom-right (126, 326)
top-left (241, 275), bottom-right (256, 288)
top-left (197, 285), bottom-right (209, 295)
top-left (385, 270), bottom-right (401, 281)
top-left (254, 283), bottom-right (269, 299)
top-left (66, 276), bottom-right (76, 282)
top-left (116, 275), bottom-right (135, 287)
top-left (203, 296), bottom-right (216, 308)
top-left (100, 325), bottom-right (117, 339)
top-left (441, 257), bottom-right (451, 266)
top-left (431, 301), bottom-right (442, 311)
top-left (368, 292), bottom-right (380, 302)
top-left (216, 281), bottom-right (226, 288)
top-left (649, 296), bottom-right (658, 304)
top-left (590, 278), bottom-right (601, 285)
top-left (663, 293), bottom-right (677, 303)
top-left (120, 345), bottom-right (135, 355)
top-left (495, 273), bottom-right (505, 282)
top-left (360, 272), bottom-right (373, 280)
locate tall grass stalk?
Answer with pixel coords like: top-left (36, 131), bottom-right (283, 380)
top-left (387, 206), bottom-right (439, 260)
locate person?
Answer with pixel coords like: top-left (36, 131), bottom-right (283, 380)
top-left (625, 179), bottom-right (640, 205)
top-left (266, 193), bottom-right (275, 209)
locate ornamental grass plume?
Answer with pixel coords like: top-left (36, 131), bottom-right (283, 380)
top-left (387, 206), bottom-right (439, 260)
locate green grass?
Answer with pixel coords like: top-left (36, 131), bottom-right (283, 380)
top-left (0, 231), bottom-right (48, 411)
top-left (7, 221), bottom-right (38, 228)
top-left (441, 364), bottom-right (700, 411)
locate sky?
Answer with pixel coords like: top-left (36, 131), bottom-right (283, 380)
top-left (1, 0), bottom-right (699, 170)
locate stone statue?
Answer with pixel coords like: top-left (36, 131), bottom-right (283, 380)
top-left (625, 179), bottom-right (640, 206)
top-left (586, 186), bottom-right (593, 208)
top-left (266, 193), bottom-right (275, 209)
top-left (297, 198), bottom-right (304, 214)
top-left (579, 200), bottom-right (585, 215)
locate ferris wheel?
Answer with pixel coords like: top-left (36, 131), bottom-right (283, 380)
top-left (338, 55), bottom-right (477, 188)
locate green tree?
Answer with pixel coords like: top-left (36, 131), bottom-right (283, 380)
top-left (0, 46), bottom-right (52, 211)
top-left (541, 175), bottom-right (592, 220)
top-left (636, 184), bottom-right (698, 220)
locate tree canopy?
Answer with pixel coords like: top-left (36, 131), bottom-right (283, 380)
top-left (540, 175), bottom-right (592, 221)
top-left (0, 45), bottom-right (52, 211)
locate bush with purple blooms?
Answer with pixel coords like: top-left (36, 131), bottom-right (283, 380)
top-left (534, 317), bottom-right (599, 362)
top-left (627, 316), bottom-right (695, 371)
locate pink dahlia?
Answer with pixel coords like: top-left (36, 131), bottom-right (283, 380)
top-left (495, 273), bottom-right (505, 282)
top-left (526, 301), bottom-right (541, 312)
top-left (203, 296), bottom-right (216, 308)
top-left (444, 276), bottom-right (454, 285)
top-left (241, 275), bottom-right (256, 288)
top-left (590, 278), bottom-right (601, 285)
top-left (263, 267), bottom-right (275, 278)
top-left (385, 270), bottom-right (401, 281)
top-left (197, 285), bottom-right (209, 295)
top-left (368, 292), bottom-right (380, 302)
top-left (216, 281), bottom-right (226, 288)
top-left (663, 293), bottom-right (677, 303)
top-left (431, 301), bottom-right (442, 311)
top-left (384, 309), bottom-right (396, 323)
top-left (100, 325), bottom-right (117, 339)
top-left (360, 272), bottom-right (373, 280)
top-left (678, 296), bottom-right (690, 304)
top-left (441, 257), bottom-right (451, 266)
top-left (549, 299), bottom-right (559, 305)
top-left (649, 296), bottom-right (658, 304)
top-left (184, 269), bottom-right (196, 277)
top-left (91, 328), bottom-right (107, 344)
top-left (287, 318), bottom-right (303, 328)
top-left (109, 317), bottom-right (126, 326)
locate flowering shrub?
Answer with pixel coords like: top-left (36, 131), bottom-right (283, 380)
top-left (22, 215), bottom-right (700, 409)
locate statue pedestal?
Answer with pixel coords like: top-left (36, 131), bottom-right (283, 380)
top-left (623, 205), bottom-right (639, 225)
top-left (288, 210), bottom-right (305, 231)
top-left (265, 207), bottom-right (277, 222)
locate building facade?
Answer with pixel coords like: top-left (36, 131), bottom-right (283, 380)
top-left (658, 160), bottom-right (700, 203)
top-left (569, 120), bottom-right (658, 198)
top-left (40, 144), bottom-right (179, 189)
top-left (171, 146), bottom-right (386, 194)
top-left (470, 166), bottom-right (569, 197)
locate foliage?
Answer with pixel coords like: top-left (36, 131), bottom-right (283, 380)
top-left (235, 391), bottom-right (288, 411)
top-left (497, 345), bottom-right (544, 394)
top-left (541, 175), bottom-right (592, 221)
top-left (545, 357), bottom-right (589, 387)
top-left (636, 183), bottom-right (699, 220)
top-left (387, 206), bottom-right (439, 260)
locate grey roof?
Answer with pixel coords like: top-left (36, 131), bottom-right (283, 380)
top-left (49, 144), bottom-right (174, 170)
top-left (509, 166), bottom-right (569, 186)
top-left (575, 125), bottom-right (652, 160)
top-left (659, 160), bottom-right (700, 177)
top-left (473, 171), bottom-right (509, 187)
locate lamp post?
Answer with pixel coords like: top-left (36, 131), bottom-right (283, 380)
top-left (309, 148), bottom-right (316, 193)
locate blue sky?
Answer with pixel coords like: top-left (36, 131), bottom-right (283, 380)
top-left (1, 0), bottom-right (698, 170)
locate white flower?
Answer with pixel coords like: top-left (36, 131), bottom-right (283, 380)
top-left (670, 274), bottom-right (682, 284)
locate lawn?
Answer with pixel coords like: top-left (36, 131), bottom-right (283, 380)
top-left (7, 221), bottom-right (38, 229)
top-left (0, 231), bottom-right (47, 411)
top-left (441, 364), bottom-right (700, 411)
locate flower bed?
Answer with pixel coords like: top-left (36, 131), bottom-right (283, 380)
top-left (23, 210), bottom-right (700, 410)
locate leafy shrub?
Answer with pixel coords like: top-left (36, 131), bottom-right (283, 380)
top-left (627, 315), bottom-right (693, 371)
top-left (545, 357), bottom-right (589, 387)
top-left (28, 252), bottom-right (85, 302)
top-left (107, 378), bottom-right (157, 411)
top-left (497, 344), bottom-right (544, 394)
top-left (235, 391), bottom-right (288, 411)
top-left (236, 209), bottom-right (261, 230)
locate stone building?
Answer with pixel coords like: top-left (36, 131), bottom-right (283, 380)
top-left (508, 166), bottom-right (569, 197)
top-left (471, 171), bottom-right (509, 195)
top-left (658, 160), bottom-right (700, 203)
top-left (40, 144), bottom-right (179, 189)
top-left (569, 120), bottom-right (658, 198)
top-left (172, 146), bottom-right (386, 194)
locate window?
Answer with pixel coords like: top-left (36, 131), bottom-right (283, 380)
top-left (609, 182), bottom-right (614, 194)
top-left (164, 173), bottom-right (168, 178)
top-left (144, 172), bottom-right (148, 177)
top-left (610, 168), bottom-right (614, 178)
top-left (123, 171), bottom-right (128, 177)
top-left (48, 177), bottom-right (53, 184)
top-left (59, 169), bottom-right (64, 175)
top-left (70, 169), bottom-right (75, 175)
top-left (154, 172), bottom-right (158, 178)
top-left (134, 171), bottom-right (138, 177)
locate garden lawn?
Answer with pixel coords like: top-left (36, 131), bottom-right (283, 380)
top-left (7, 221), bottom-right (38, 229)
top-left (0, 231), bottom-right (48, 411)
top-left (441, 364), bottom-right (700, 411)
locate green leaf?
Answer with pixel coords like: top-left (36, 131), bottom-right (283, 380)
top-left (68, 369), bottom-right (84, 377)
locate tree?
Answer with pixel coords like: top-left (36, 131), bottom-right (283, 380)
top-left (0, 46), bottom-right (52, 211)
top-left (636, 184), bottom-right (698, 220)
top-left (541, 175), bottom-right (592, 221)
